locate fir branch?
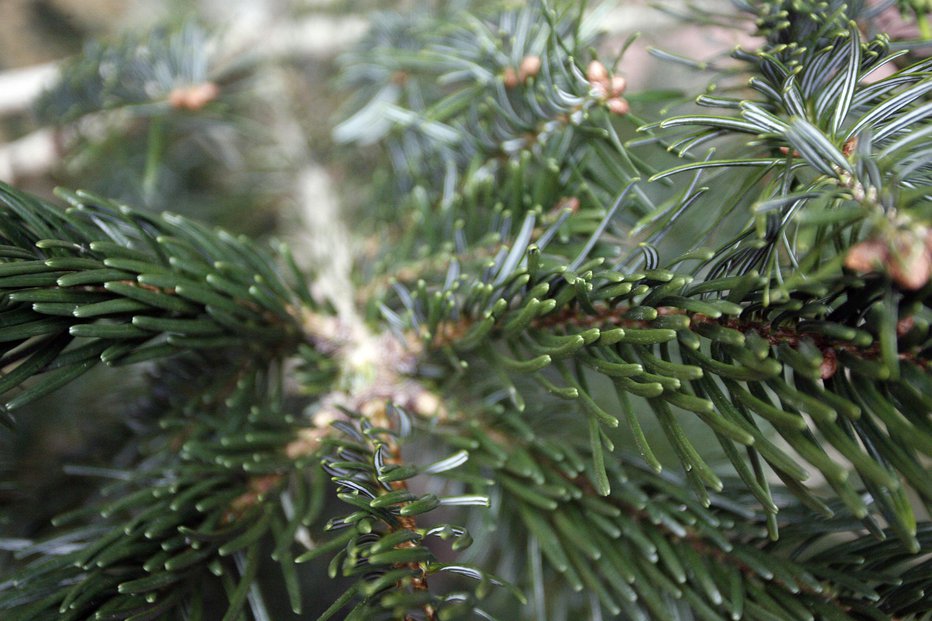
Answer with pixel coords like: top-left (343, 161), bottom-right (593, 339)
top-left (0, 184), bottom-right (312, 419)
top-left (642, 23), bottom-right (931, 284)
top-left (0, 15), bottom-right (368, 121)
top-left (0, 355), bottom-right (319, 620)
top-left (0, 15), bottom-right (368, 185)
top-left (377, 202), bottom-right (931, 544)
top-left (2, 2), bottom-right (930, 620)
top-left (334, 1), bottom-right (648, 231)
top-left (306, 406), bottom-right (516, 621)
top-left (449, 404), bottom-right (931, 619)
top-left (528, 297), bottom-right (932, 371)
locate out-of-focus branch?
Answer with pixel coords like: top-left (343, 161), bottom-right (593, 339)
top-left (0, 16), bottom-right (367, 119)
top-left (0, 14), bottom-right (367, 184)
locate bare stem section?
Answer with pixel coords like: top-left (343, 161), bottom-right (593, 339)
top-left (286, 165), bottom-right (444, 461)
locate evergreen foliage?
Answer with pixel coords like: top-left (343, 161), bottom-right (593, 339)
top-left (1, 1), bottom-right (930, 619)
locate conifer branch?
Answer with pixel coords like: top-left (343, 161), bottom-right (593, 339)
top-left (441, 404), bottom-right (931, 619)
top-left (0, 350), bottom-right (319, 619)
top-left (0, 16), bottom-right (367, 121)
top-left (2, 2), bottom-right (930, 620)
top-left (0, 184), bottom-right (314, 420)
top-left (305, 406), bottom-right (516, 620)
top-left (0, 16), bottom-right (368, 185)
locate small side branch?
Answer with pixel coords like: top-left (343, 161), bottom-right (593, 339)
top-left (0, 15), bottom-right (369, 182)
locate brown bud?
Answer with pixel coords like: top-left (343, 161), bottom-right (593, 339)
top-left (896, 315), bottom-right (916, 337)
top-left (820, 348), bottom-right (837, 380)
top-left (607, 97), bottom-right (630, 116)
top-left (187, 82), bottom-right (220, 109)
top-left (168, 88), bottom-right (188, 109)
top-left (609, 75), bottom-right (627, 96)
top-left (518, 55), bottom-right (542, 81)
top-left (168, 82), bottom-right (220, 111)
top-left (590, 81), bottom-right (609, 99)
top-left (586, 60), bottom-right (610, 85)
top-left (842, 137), bottom-right (858, 158)
top-left (844, 239), bottom-right (888, 273)
top-left (502, 66), bottom-right (519, 89)
top-left (888, 231), bottom-right (931, 291)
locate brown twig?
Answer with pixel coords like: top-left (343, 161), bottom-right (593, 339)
top-left (367, 401), bottom-right (437, 621)
top-left (430, 300), bottom-right (929, 371)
